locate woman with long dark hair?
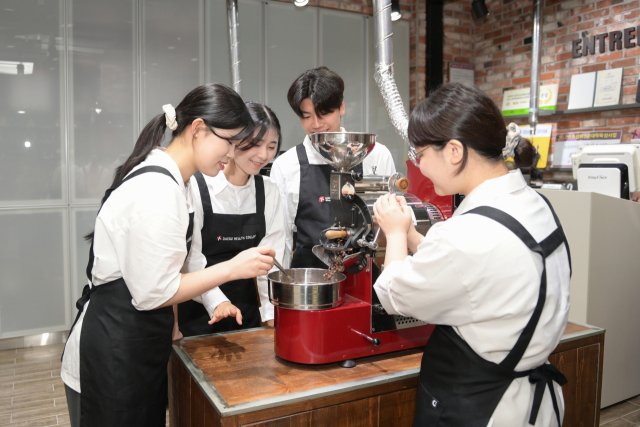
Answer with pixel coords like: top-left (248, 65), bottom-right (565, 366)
top-left (175, 102), bottom-right (285, 336)
top-left (60, 84), bottom-right (275, 427)
top-left (373, 83), bottom-right (571, 426)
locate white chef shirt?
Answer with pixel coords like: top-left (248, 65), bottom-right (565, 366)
top-left (270, 130), bottom-right (396, 267)
top-left (183, 171), bottom-right (286, 322)
top-left (374, 169), bottom-right (570, 427)
top-left (61, 149), bottom-right (194, 393)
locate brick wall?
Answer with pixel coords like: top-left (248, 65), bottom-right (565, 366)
top-left (272, 0), bottom-right (426, 110)
top-left (443, 0), bottom-right (640, 164)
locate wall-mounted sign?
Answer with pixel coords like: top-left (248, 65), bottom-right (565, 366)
top-left (572, 26), bottom-right (638, 58)
top-left (449, 63), bottom-right (474, 86)
top-left (501, 84), bottom-right (558, 116)
top-left (554, 131), bottom-right (622, 167)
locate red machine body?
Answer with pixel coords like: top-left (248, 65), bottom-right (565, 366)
top-left (273, 163), bottom-right (453, 365)
top-left (274, 265), bottom-right (435, 364)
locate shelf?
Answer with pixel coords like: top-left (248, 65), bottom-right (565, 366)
top-left (554, 103), bottom-right (640, 115)
top-left (503, 103), bottom-right (640, 119)
top-left (502, 111), bottom-right (554, 119)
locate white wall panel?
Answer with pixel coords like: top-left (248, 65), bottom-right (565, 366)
top-left (69, 0), bottom-right (137, 203)
top-left (238, 0), bottom-right (264, 103)
top-left (0, 0), bottom-right (66, 206)
top-left (265, 2), bottom-right (317, 151)
top-left (320, 10), bottom-right (366, 133)
top-left (206, 0), bottom-right (231, 86)
top-left (0, 209), bottom-right (69, 338)
top-left (141, 0), bottom-right (201, 126)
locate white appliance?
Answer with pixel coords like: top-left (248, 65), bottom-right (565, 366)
top-left (571, 144), bottom-right (640, 197)
top-left (576, 163), bottom-right (629, 199)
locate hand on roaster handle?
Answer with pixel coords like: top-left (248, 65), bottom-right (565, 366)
top-left (351, 329), bottom-right (381, 347)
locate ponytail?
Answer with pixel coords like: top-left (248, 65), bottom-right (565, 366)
top-left (86, 83), bottom-right (253, 241)
top-left (110, 114), bottom-right (167, 190)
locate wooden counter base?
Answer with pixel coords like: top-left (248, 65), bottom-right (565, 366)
top-left (168, 322), bottom-right (604, 427)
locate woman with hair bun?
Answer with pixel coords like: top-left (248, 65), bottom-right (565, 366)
top-left (60, 84), bottom-right (275, 427)
top-left (175, 101), bottom-right (285, 337)
top-left (373, 83), bottom-right (571, 427)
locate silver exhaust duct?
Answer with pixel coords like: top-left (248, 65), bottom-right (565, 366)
top-left (227, 0), bottom-right (241, 94)
top-left (528, 0), bottom-right (543, 135)
top-left (372, 0), bottom-right (418, 165)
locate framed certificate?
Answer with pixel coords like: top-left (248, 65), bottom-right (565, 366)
top-left (593, 68), bottom-right (623, 107)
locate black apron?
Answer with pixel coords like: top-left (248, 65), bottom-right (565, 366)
top-left (413, 194), bottom-right (571, 427)
top-left (291, 143), bottom-right (363, 268)
top-left (178, 171), bottom-right (266, 337)
top-left (63, 165), bottom-right (194, 427)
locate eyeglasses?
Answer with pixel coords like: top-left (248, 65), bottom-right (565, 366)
top-left (414, 141), bottom-right (449, 164)
top-left (414, 146), bottom-right (431, 164)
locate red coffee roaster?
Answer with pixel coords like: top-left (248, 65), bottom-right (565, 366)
top-left (268, 132), bottom-right (452, 367)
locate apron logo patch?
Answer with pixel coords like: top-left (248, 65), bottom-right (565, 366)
top-left (319, 196), bottom-right (331, 203)
top-left (216, 234), bottom-right (257, 242)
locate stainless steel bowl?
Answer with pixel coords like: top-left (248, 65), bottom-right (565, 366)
top-left (310, 132), bottom-right (376, 171)
top-left (268, 268), bottom-right (346, 311)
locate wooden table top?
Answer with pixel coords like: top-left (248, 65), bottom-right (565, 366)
top-left (175, 321), bottom-right (602, 412)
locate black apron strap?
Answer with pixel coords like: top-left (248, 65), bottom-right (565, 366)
top-left (254, 174), bottom-right (265, 214)
top-left (86, 166), bottom-right (179, 280)
top-left (538, 193), bottom-right (572, 276)
top-left (539, 228), bottom-right (564, 258)
top-left (296, 143), bottom-right (309, 167)
top-left (464, 206), bottom-right (545, 371)
top-left (465, 206), bottom-right (567, 426)
top-left (194, 171), bottom-right (214, 216)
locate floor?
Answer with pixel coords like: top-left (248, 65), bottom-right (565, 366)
top-left (1, 343), bottom-right (638, 426)
top-left (0, 343), bottom-right (169, 426)
top-left (600, 395), bottom-right (640, 426)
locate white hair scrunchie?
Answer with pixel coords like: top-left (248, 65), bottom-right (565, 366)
top-left (162, 104), bottom-right (178, 131)
top-left (503, 122), bottom-right (520, 160)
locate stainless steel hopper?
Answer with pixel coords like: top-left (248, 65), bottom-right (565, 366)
top-left (309, 132), bottom-right (376, 172)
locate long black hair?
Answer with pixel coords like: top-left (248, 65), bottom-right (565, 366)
top-left (86, 83), bottom-right (253, 241)
top-left (408, 82), bottom-right (536, 172)
top-left (112, 83), bottom-right (253, 189)
top-left (239, 102), bottom-right (282, 154)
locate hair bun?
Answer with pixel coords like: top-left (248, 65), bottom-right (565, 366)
top-left (513, 137), bottom-right (537, 168)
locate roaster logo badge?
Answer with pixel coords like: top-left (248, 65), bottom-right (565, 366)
top-left (319, 197), bottom-right (325, 202)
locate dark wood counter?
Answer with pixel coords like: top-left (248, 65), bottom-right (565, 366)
top-left (169, 322), bottom-right (604, 427)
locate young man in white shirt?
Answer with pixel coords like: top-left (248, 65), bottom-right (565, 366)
top-left (270, 66), bottom-right (396, 268)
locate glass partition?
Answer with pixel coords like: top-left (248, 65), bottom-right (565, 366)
top-left (69, 0), bottom-right (137, 203)
top-left (0, 0), bottom-right (413, 337)
top-left (320, 9), bottom-right (366, 133)
top-left (265, 2), bottom-right (317, 151)
top-left (0, 209), bottom-right (69, 338)
top-left (0, 0), bottom-right (66, 207)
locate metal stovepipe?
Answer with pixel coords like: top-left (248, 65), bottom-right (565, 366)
top-left (528, 0), bottom-right (543, 135)
top-left (372, 0), bottom-right (418, 165)
top-left (227, 0), bottom-right (241, 94)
